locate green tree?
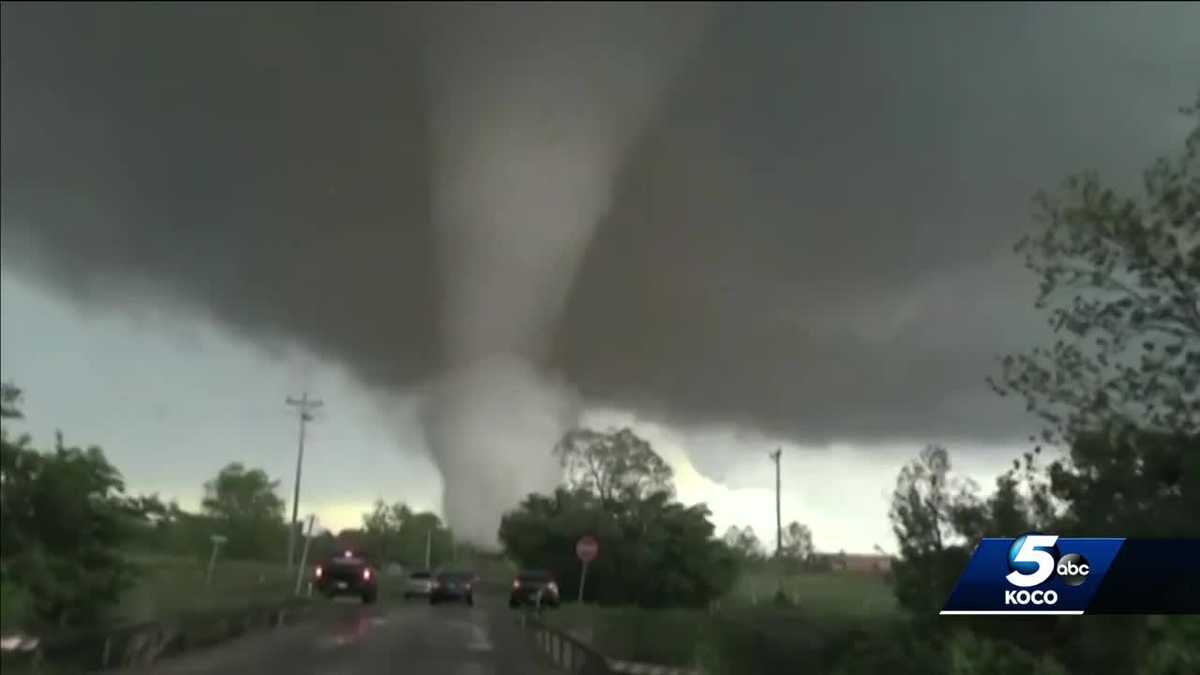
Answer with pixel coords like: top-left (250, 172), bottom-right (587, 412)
top-left (554, 427), bottom-right (675, 506)
top-left (989, 95), bottom-right (1199, 444)
top-left (1141, 616), bottom-right (1200, 675)
top-left (0, 385), bottom-right (138, 627)
top-left (502, 430), bottom-right (737, 608)
top-left (399, 511), bottom-right (454, 568)
top-left (201, 462), bottom-right (287, 561)
top-left (780, 521), bottom-right (814, 562)
top-left (1047, 430), bottom-right (1199, 538)
top-left (723, 525), bottom-right (766, 561)
top-left (0, 381), bottom-right (23, 419)
top-left (361, 499), bottom-right (396, 562)
top-left (945, 95), bottom-right (1200, 675)
top-left (355, 500), bottom-right (453, 569)
top-left (888, 445), bottom-right (978, 616)
top-left (1, 384), bottom-right (34, 560)
top-left (499, 487), bottom-right (737, 607)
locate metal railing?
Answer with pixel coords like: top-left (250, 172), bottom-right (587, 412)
top-left (524, 613), bottom-right (614, 674)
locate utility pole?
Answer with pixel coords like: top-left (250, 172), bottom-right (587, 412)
top-left (286, 392), bottom-right (323, 573)
top-left (769, 449), bottom-right (782, 558)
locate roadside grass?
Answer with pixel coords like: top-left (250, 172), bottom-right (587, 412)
top-left (2, 556), bottom-right (317, 675)
top-left (114, 554), bottom-right (296, 623)
top-left (541, 571), bottom-right (902, 669)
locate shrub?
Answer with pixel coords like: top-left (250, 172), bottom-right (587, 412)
top-left (1140, 616), bottom-right (1200, 675)
top-left (0, 578), bottom-right (36, 633)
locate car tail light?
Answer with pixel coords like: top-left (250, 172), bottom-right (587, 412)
top-left (512, 579), bottom-right (521, 589)
top-left (362, 568), bottom-right (372, 581)
top-left (314, 566), bottom-right (323, 579)
top-left (547, 582), bottom-right (558, 594)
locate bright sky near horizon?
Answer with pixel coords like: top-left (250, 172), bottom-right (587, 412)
top-left (2, 270), bottom-right (1022, 554)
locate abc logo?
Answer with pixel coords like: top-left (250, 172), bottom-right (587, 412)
top-left (1056, 552), bottom-right (1090, 587)
top-left (1005, 535), bottom-right (1091, 594)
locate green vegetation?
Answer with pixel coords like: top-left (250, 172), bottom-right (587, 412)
top-left (0, 383), bottom-right (298, 634)
top-left (544, 602), bottom-right (917, 673)
top-left (0, 377), bottom-right (457, 638)
top-left (349, 499), bottom-right (455, 569)
top-left (879, 93), bottom-right (1199, 675)
top-left (500, 427), bottom-right (738, 608)
top-left (1, 383), bottom-right (139, 630)
top-left (113, 554), bottom-right (293, 623)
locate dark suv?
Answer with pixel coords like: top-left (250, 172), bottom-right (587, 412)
top-left (429, 571), bottom-right (475, 606)
top-left (509, 569), bottom-right (560, 608)
top-left (314, 550), bottom-right (378, 604)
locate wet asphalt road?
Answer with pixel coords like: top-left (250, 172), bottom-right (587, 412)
top-left (137, 593), bottom-right (557, 675)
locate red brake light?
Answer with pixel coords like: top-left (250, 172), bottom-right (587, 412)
top-left (314, 566), bottom-right (323, 578)
top-left (362, 568), bottom-right (372, 581)
top-left (512, 579), bottom-right (521, 589)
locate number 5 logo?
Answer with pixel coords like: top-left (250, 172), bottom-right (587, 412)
top-left (1006, 534), bottom-right (1059, 588)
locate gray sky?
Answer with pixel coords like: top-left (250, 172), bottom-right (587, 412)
top-left (2, 3), bottom-right (1197, 551)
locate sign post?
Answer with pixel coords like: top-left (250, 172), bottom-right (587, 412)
top-left (575, 535), bottom-right (599, 604)
top-left (206, 535), bottom-right (227, 587)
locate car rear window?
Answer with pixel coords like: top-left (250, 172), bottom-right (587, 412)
top-left (519, 570), bottom-right (552, 581)
top-left (411, 571), bottom-right (430, 579)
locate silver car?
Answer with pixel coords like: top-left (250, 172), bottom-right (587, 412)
top-left (404, 570), bottom-right (434, 599)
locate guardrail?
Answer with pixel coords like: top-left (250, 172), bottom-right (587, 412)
top-left (524, 613), bottom-right (614, 674)
top-left (5, 598), bottom-right (313, 672)
top-left (523, 613), bottom-right (703, 675)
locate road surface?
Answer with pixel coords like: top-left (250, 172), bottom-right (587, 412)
top-left (134, 593), bottom-right (558, 675)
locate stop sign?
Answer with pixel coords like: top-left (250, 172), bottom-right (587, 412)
top-left (576, 535), bottom-right (599, 563)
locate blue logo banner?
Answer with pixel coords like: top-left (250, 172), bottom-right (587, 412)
top-left (941, 537), bottom-right (1124, 615)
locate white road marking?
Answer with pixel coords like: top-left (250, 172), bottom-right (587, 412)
top-left (467, 621), bottom-right (493, 652)
top-left (315, 635), bottom-right (358, 650)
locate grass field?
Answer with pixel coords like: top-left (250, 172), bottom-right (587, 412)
top-left (114, 554), bottom-right (297, 623)
top-left (541, 570), bottom-right (901, 669)
top-left (729, 569), bottom-right (898, 618)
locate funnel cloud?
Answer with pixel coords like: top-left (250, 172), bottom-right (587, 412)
top-left (420, 3), bottom-right (711, 544)
top-left (2, 4), bottom-right (1196, 540)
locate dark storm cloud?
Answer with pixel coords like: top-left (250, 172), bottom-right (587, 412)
top-left (2, 3), bottom-right (438, 381)
top-left (552, 3), bottom-right (1199, 460)
top-left (3, 4), bottom-right (1197, 477)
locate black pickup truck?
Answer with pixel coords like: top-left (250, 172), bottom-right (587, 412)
top-left (314, 550), bottom-right (378, 604)
top-left (509, 569), bottom-right (560, 608)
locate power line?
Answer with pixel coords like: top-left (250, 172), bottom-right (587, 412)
top-left (285, 392), bottom-right (323, 572)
